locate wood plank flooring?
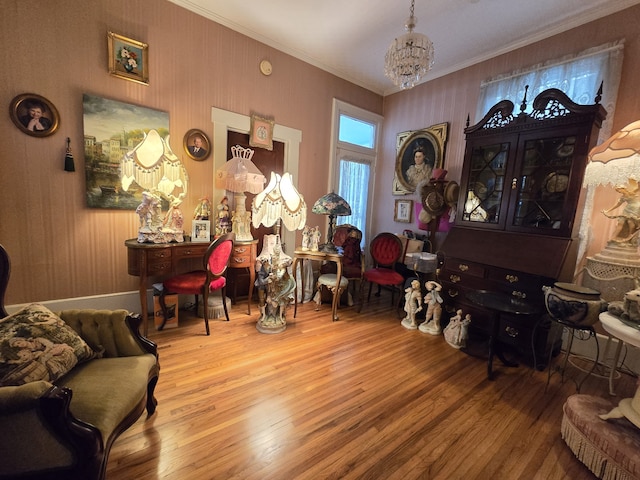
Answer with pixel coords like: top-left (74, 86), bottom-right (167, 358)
top-left (107, 291), bottom-right (637, 480)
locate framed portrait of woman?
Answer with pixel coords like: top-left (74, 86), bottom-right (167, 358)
top-left (10, 93), bottom-right (60, 137)
top-left (393, 122), bottom-right (448, 194)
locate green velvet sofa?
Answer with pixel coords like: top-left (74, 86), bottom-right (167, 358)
top-left (0, 308), bottom-right (159, 480)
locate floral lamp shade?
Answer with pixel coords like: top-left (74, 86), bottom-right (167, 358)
top-left (312, 192), bottom-right (351, 253)
top-left (311, 192), bottom-right (352, 216)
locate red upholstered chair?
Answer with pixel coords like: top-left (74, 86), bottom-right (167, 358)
top-left (357, 233), bottom-right (405, 313)
top-left (320, 224), bottom-right (365, 297)
top-left (159, 233), bottom-right (235, 335)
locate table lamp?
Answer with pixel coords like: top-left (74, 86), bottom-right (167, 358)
top-left (215, 145), bottom-right (266, 241)
top-left (311, 192), bottom-right (351, 253)
top-left (581, 120), bottom-right (640, 301)
top-left (251, 172), bottom-right (307, 333)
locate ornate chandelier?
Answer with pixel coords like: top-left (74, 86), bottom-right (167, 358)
top-left (384, 0), bottom-right (435, 90)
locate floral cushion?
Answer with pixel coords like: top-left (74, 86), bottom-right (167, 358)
top-left (0, 304), bottom-right (98, 386)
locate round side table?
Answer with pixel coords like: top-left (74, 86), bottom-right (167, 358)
top-left (599, 311), bottom-right (640, 396)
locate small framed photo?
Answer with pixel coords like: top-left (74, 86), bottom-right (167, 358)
top-left (192, 220), bottom-right (211, 243)
top-left (249, 114), bottom-right (275, 151)
top-left (108, 32), bottom-right (149, 85)
top-left (394, 199), bottom-right (413, 223)
top-left (183, 129), bottom-right (211, 161)
top-left (9, 93), bottom-right (60, 137)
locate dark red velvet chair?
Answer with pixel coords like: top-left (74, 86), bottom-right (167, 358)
top-left (357, 232), bottom-right (405, 313)
top-left (159, 233), bottom-right (235, 335)
top-left (320, 224), bottom-right (364, 298)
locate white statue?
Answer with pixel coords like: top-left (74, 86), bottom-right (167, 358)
top-left (301, 225), bottom-right (311, 251)
top-left (310, 226), bottom-right (321, 252)
top-left (162, 197), bottom-right (184, 234)
top-left (443, 309), bottom-right (471, 349)
top-left (419, 281), bottom-right (443, 335)
top-left (401, 279), bottom-right (423, 330)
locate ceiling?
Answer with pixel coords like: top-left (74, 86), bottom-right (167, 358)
top-left (169, 0), bottom-right (640, 96)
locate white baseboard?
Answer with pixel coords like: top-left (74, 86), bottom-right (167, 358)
top-left (6, 290), bottom-right (151, 316)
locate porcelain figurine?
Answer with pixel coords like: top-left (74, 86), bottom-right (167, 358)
top-left (216, 196), bottom-right (231, 236)
top-left (193, 196), bottom-right (212, 220)
top-left (301, 225), bottom-right (311, 251)
top-left (419, 281), bottom-right (443, 335)
top-left (443, 309), bottom-right (471, 349)
top-left (401, 279), bottom-right (423, 330)
top-left (310, 226), bottom-right (321, 252)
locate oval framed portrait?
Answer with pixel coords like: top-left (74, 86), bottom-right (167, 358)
top-left (10, 93), bottom-right (60, 137)
top-left (183, 128), bottom-right (211, 161)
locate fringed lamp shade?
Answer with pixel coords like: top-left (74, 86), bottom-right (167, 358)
top-left (252, 172), bottom-right (307, 232)
top-left (215, 145), bottom-right (266, 194)
top-left (121, 129), bottom-right (188, 200)
top-left (215, 145), bottom-right (266, 241)
top-left (583, 120), bottom-right (640, 187)
top-left (312, 192), bottom-right (352, 253)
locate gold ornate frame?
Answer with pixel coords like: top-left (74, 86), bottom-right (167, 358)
top-left (108, 32), bottom-right (149, 85)
top-left (394, 199), bottom-right (413, 223)
top-left (393, 122), bottom-right (448, 195)
top-left (10, 93), bottom-right (60, 137)
top-left (183, 128), bottom-right (211, 161)
top-left (249, 114), bottom-right (275, 151)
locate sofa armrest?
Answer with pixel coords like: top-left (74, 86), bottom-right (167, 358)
top-left (0, 383), bottom-right (103, 479)
top-left (58, 309), bottom-right (158, 359)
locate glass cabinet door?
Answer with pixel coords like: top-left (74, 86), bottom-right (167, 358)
top-left (462, 142), bottom-right (510, 225)
top-left (508, 134), bottom-right (576, 233)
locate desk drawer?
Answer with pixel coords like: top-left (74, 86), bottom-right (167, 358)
top-left (173, 245), bottom-right (208, 260)
top-left (445, 258), bottom-right (486, 279)
top-left (127, 248), bottom-right (172, 275)
top-left (230, 245), bottom-right (253, 268)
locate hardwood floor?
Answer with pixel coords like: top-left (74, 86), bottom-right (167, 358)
top-left (107, 291), bottom-right (637, 480)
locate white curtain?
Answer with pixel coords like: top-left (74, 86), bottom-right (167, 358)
top-left (476, 41), bottom-right (625, 274)
top-left (338, 157), bottom-right (371, 245)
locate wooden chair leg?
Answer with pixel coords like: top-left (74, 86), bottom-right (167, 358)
top-left (202, 290), bottom-right (210, 336)
top-left (221, 286), bottom-right (230, 322)
top-left (157, 291), bottom-right (170, 331)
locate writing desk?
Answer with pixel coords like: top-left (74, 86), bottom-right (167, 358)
top-left (125, 239), bottom-right (256, 335)
top-left (292, 249), bottom-right (342, 321)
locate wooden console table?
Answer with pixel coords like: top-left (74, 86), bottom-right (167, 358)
top-left (125, 238), bottom-right (257, 335)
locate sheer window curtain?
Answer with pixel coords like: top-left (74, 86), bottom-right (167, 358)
top-left (338, 156), bottom-right (371, 246)
top-left (476, 41), bottom-right (624, 273)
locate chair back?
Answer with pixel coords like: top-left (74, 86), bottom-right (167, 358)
top-left (205, 233), bottom-right (235, 278)
top-left (369, 233), bottom-right (403, 269)
top-left (334, 224), bottom-right (363, 269)
top-left (0, 244), bottom-right (9, 318)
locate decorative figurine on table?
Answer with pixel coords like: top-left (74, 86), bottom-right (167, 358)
top-left (193, 196), bottom-right (212, 220)
top-left (443, 309), bottom-right (472, 349)
top-left (161, 197), bottom-right (185, 242)
top-left (310, 226), bottom-right (321, 252)
top-left (216, 196), bottom-right (231, 236)
top-left (232, 208), bottom-right (251, 241)
top-left (419, 281), bottom-right (444, 335)
top-left (136, 191), bottom-right (164, 243)
top-left (401, 279), bottom-right (423, 330)
top-left (301, 225), bottom-right (311, 251)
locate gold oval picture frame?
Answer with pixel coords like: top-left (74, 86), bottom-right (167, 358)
top-left (183, 128), bottom-right (211, 161)
top-left (10, 93), bottom-right (60, 137)
top-left (394, 122), bottom-right (448, 194)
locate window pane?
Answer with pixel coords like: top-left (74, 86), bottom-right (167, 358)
top-left (338, 158), bottom-right (370, 245)
top-left (338, 114), bottom-right (375, 149)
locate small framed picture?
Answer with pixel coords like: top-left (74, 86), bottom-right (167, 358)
top-left (183, 129), bottom-right (211, 161)
top-left (249, 114), bottom-right (275, 151)
top-left (192, 220), bottom-right (211, 243)
top-left (394, 199), bottom-right (413, 223)
top-left (108, 32), bottom-right (149, 85)
top-left (9, 93), bottom-right (60, 137)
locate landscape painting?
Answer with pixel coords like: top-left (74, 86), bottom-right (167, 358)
top-left (83, 94), bottom-right (170, 209)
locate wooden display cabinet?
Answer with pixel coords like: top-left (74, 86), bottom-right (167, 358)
top-left (441, 87), bottom-right (606, 367)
